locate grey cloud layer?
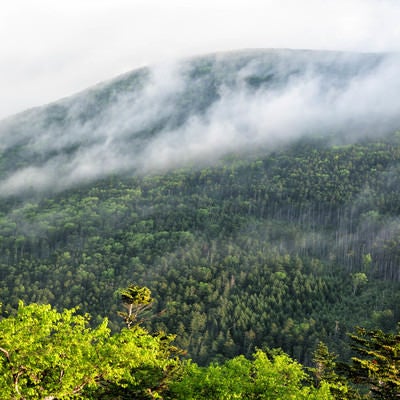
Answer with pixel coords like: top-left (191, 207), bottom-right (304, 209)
top-left (3, 0), bottom-right (400, 120)
top-left (0, 49), bottom-right (399, 196)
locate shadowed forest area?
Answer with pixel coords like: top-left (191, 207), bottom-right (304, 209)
top-left (1, 132), bottom-right (400, 369)
top-left (1, 50), bottom-right (400, 398)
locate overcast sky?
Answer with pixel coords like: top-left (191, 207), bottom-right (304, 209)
top-left (1, 0), bottom-right (400, 120)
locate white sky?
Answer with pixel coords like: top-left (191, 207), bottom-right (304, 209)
top-left (1, 0), bottom-right (400, 120)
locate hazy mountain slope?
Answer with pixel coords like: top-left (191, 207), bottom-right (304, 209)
top-left (1, 133), bottom-right (400, 365)
top-left (0, 49), bottom-right (397, 196)
top-left (1, 49), bottom-right (400, 366)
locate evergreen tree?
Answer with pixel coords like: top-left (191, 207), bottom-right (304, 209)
top-left (344, 327), bottom-right (400, 399)
top-left (117, 284), bottom-right (153, 328)
top-left (312, 341), bottom-right (357, 399)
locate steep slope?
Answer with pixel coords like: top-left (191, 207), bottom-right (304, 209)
top-left (1, 49), bottom-right (400, 366)
top-left (1, 134), bottom-right (400, 365)
top-left (0, 49), bottom-right (395, 196)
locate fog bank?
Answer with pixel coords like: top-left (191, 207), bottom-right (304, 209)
top-left (0, 49), bottom-right (399, 196)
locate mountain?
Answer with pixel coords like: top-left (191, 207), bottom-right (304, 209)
top-left (1, 49), bottom-right (400, 366)
top-left (0, 49), bottom-right (396, 197)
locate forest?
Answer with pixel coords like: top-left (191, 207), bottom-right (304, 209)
top-left (1, 129), bottom-right (400, 374)
top-left (0, 284), bottom-right (399, 399)
top-left (1, 37), bottom-right (400, 400)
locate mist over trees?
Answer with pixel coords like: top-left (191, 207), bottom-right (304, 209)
top-left (1, 132), bottom-right (400, 367)
top-left (1, 49), bottom-right (400, 397)
top-left (1, 49), bottom-right (399, 196)
top-left (0, 291), bottom-right (399, 398)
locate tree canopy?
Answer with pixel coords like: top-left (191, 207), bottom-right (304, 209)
top-left (0, 299), bottom-right (181, 399)
top-left (0, 292), bottom-right (399, 398)
top-left (1, 133), bottom-right (400, 367)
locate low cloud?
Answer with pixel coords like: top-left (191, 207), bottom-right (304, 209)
top-left (1, 50), bottom-right (400, 196)
top-left (2, 0), bottom-right (400, 120)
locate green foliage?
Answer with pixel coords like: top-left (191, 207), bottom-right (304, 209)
top-left (169, 349), bottom-right (335, 399)
top-left (0, 301), bottom-right (107, 398)
top-left (118, 284), bottom-right (153, 328)
top-left (1, 134), bottom-right (400, 364)
top-left (312, 342), bottom-right (355, 399)
top-left (351, 273), bottom-right (368, 295)
top-left (344, 327), bottom-right (400, 399)
top-left (0, 301), bottom-right (182, 399)
top-left (1, 299), bottom-right (400, 399)
top-left (313, 342), bottom-right (340, 384)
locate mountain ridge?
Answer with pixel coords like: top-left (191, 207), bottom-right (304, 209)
top-left (1, 49), bottom-right (400, 365)
top-left (0, 47), bottom-right (387, 122)
top-left (0, 48), bottom-right (396, 197)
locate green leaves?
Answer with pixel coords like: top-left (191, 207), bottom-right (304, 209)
top-left (119, 284), bottom-right (152, 307)
top-left (345, 327), bottom-right (400, 399)
top-left (117, 284), bottom-right (154, 328)
top-left (170, 349), bottom-right (335, 400)
top-left (0, 301), bottom-right (182, 399)
top-left (351, 273), bottom-right (368, 295)
top-left (0, 302), bottom-right (109, 398)
top-left (2, 134), bottom-right (400, 367)
top-left (5, 299), bottom-right (400, 399)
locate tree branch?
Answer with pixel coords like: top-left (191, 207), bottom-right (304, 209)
top-left (0, 346), bottom-right (11, 363)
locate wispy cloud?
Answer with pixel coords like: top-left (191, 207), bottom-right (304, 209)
top-left (1, 50), bottom-right (400, 196)
top-left (1, 0), bottom-right (400, 120)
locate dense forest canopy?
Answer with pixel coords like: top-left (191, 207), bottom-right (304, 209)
top-left (1, 50), bottom-right (400, 397)
top-left (0, 290), bottom-right (399, 399)
top-left (1, 131), bottom-right (400, 366)
top-left (1, 49), bottom-right (398, 196)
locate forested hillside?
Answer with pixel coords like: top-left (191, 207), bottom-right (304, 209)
top-left (0, 49), bottom-right (393, 196)
top-left (1, 132), bottom-right (400, 367)
top-left (1, 49), bottom-right (400, 382)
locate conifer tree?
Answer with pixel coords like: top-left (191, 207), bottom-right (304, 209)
top-left (312, 341), bottom-right (356, 399)
top-left (345, 327), bottom-right (400, 399)
top-left (117, 284), bottom-right (153, 328)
